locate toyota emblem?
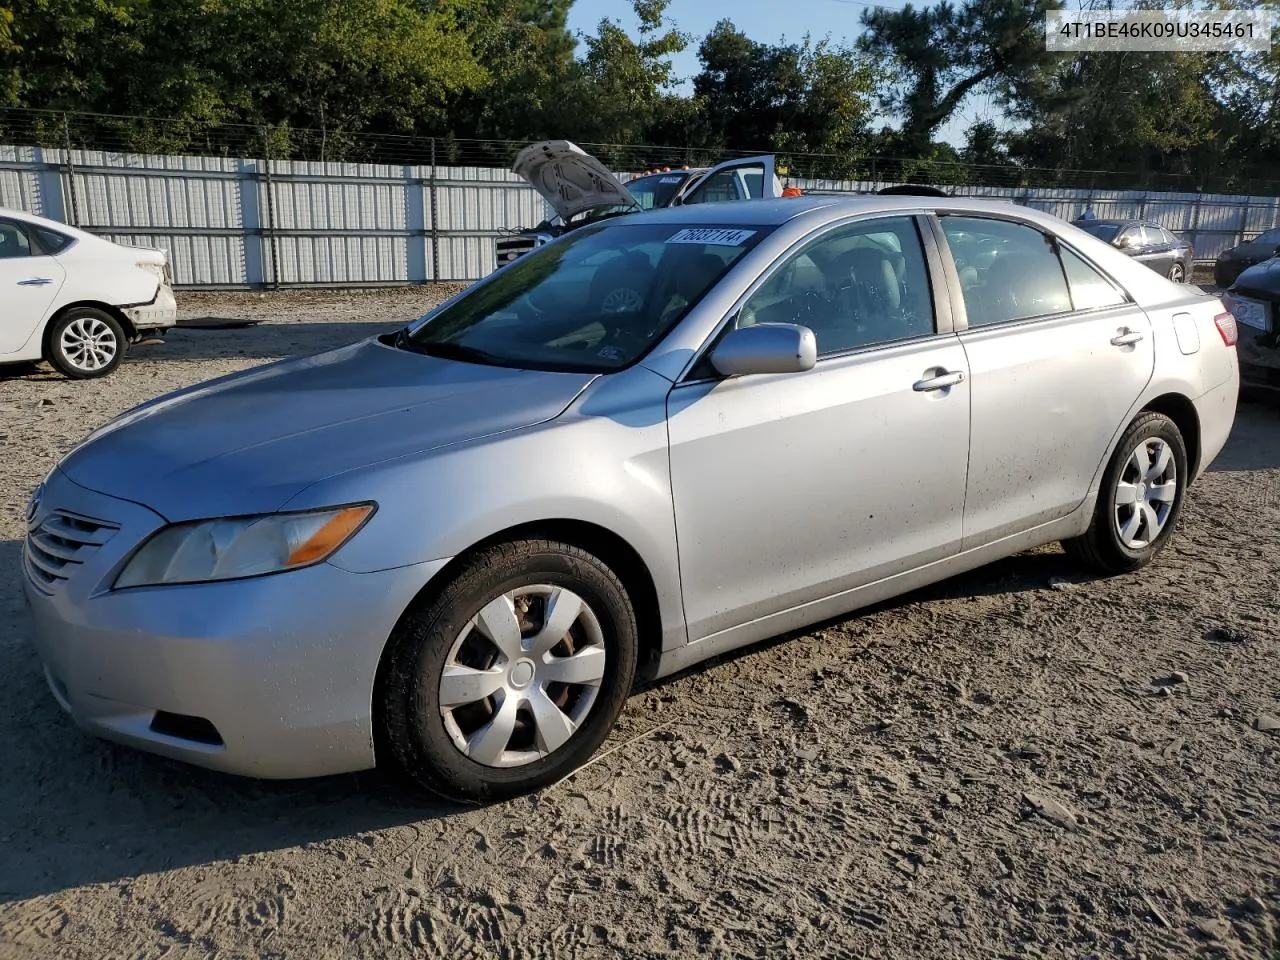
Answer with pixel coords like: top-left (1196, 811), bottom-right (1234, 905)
top-left (25, 482), bottom-right (43, 525)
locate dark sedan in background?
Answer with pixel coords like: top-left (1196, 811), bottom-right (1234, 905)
top-left (1223, 257), bottom-right (1280, 395)
top-left (1073, 219), bottom-right (1193, 282)
top-left (1215, 228), bottom-right (1280, 288)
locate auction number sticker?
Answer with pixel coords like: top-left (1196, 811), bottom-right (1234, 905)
top-left (666, 228), bottom-right (756, 246)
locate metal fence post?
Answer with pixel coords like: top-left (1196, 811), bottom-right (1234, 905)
top-left (261, 127), bottom-right (280, 290)
top-left (429, 137), bottom-right (440, 283)
top-left (62, 113), bottom-right (80, 227)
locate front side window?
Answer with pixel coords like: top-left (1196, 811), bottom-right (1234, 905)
top-left (404, 222), bottom-right (769, 372)
top-left (942, 216), bottom-right (1072, 326)
top-left (737, 216), bottom-right (935, 355)
top-left (0, 220), bottom-right (32, 259)
top-left (683, 170), bottom-right (741, 204)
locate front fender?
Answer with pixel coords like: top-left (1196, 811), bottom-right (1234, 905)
top-left (283, 365), bottom-right (687, 652)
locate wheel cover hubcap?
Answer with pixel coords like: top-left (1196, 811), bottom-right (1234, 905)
top-left (1113, 437), bottom-right (1177, 549)
top-left (438, 584), bottom-right (606, 768)
top-left (60, 317), bottom-right (117, 371)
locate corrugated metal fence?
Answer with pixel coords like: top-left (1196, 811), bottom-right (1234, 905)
top-left (2, 143), bottom-right (1279, 288)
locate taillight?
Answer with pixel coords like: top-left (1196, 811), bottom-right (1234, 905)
top-left (1213, 311), bottom-right (1238, 346)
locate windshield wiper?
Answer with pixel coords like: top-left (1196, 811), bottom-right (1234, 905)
top-left (395, 334), bottom-right (511, 367)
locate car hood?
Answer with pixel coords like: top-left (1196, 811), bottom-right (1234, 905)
top-left (58, 337), bottom-right (596, 521)
top-left (512, 140), bottom-right (639, 222)
top-left (1221, 240), bottom-right (1280, 262)
top-left (1231, 257), bottom-right (1280, 300)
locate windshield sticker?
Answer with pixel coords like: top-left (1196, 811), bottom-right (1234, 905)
top-left (597, 345), bottom-right (623, 361)
top-left (666, 227), bottom-right (756, 246)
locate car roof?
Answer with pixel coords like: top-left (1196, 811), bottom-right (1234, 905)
top-left (610, 194), bottom-right (1061, 228)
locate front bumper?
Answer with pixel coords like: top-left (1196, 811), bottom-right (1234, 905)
top-left (1237, 330), bottom-right (1280, 394)
top-left (121, 283), bottom-right (178, 331)
top-left (22, 469), bottom-right (449, 779)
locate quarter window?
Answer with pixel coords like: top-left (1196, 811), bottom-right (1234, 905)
top-left (1060, 247), bottom-right (1126, 310)
top-left (941, 216), bottom-right (1072, 326)
top-left (738, 216), bottom-right (935, 355)
top-left (0, 220), bottom-right (32, 259)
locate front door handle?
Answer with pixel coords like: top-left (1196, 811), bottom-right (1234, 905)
top-left (16, 277), bottom-right (53, 286)
top-left (1110, 328), bottom-right (1144, 347)
top-left (913, 369), bottom-right (965, 392)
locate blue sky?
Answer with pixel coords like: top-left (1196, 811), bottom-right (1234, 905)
top-left (564, 0), bottom-right (998, 148)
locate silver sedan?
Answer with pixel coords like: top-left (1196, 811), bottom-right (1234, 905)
top-left (22, 197), bottom-right (1239, 801)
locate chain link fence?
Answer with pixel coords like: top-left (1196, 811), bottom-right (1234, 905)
top-left (2, 107), bottom-right (1279, 287)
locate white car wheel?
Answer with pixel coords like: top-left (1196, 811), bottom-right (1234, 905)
top-left (47, 308), bottom-right (127, 380)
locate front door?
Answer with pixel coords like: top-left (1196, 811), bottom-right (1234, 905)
top-left (936, 214), bottom-right (1156, 548)
top-left (667, 215), bottom-right (970, 642)
top-left (0, 218), bottom-right (66, 355)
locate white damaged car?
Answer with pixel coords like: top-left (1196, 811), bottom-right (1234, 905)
top-left (1, 208), bottom-right (177, 379)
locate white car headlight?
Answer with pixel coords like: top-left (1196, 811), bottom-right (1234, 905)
top-left (114, 504), bottom-right (374, 588)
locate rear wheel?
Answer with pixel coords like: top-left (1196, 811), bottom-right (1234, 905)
top-left (378, 540), bottom-right (638, 802)
top-left (1063, 411), bottom-right (1187, 574)
top-left (1168, 261), bottom-right (1186, 284)
top-left (47, 307), bottom-right (126, 379)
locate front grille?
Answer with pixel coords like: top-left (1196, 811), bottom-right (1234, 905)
top-left (24, 510), bottom-right (118, 593)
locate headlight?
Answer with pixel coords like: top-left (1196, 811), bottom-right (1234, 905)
top-left (114, 504), bottom-right (374, 588)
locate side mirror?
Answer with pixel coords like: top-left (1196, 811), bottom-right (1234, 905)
top-left (710, 322), bottom-right (817, 377)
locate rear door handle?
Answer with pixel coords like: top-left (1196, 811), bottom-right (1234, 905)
top-left (16, 277), bottom-right (53, 286)
top-left (913, 369), bottom-right (965, 392)
top-left (1110, 328), bottom-right (1144, 347)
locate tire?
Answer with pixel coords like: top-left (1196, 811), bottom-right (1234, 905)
top-left (1063, 411), bottom-right (1188, 574)
top-left (1168, 261), bottom-right (1186, 284)
top-left (378, 540), bottom-right (638, 803)
top-left (46, 307), bottom-right (127, 379)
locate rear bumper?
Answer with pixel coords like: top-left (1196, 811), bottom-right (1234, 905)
top-left (121, 283), bottom-right (177, 331)
top-left (1192, 374), bottom-right (1240, 478)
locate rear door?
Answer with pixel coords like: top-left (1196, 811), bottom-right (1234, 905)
top-left (0, 218), bottom-right (67, 355)
top-left (679, 156), bottom-right (780, 206)
top-left (935, 214), bottom-right (1155, 549)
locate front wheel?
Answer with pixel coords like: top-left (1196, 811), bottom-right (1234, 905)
top-left (47, 307), bottom-right (126, 379)
top-left (1063, 411), bottom-right (1188, 574)
top-left (377, 540), bottom-right (638, 802)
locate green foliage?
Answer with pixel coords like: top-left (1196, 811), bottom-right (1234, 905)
top-left (0, 0), bottom-right (1276, 188)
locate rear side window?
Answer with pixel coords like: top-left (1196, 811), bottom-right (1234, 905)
top-left (34, 226), bottom-right (74, 254)
top-left (941, 217), bottom-right (1072, 326)
top-left (0, 220), bottom-right (32, 259)
top-left (1060, 247), bottom-right (1126, 310)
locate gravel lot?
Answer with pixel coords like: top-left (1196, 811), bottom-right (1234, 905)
top-left (1, 289), bottom-right (1278, 960)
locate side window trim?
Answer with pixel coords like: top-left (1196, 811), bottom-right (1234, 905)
top-left (678, 211), bottom-right (952, 383)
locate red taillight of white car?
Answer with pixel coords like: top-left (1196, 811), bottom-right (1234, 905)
top-left (1213, 311), bottom-right (1238, 346)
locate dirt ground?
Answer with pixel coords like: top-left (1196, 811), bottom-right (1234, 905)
top-left (1, 289), bottom-right (1278, 960)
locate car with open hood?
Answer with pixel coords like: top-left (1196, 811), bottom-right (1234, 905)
top-left (495, 140), bottom-right (781, 268)
top-left (1215, 228), bottom-right (1280, 289)
top-left (1222, 256), bottom-right (1280, 395)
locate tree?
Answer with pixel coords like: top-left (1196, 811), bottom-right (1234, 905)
top-left (692, 20), bottom-right (878, 170)
top-left (859, 0), bottom-right (1060, 155)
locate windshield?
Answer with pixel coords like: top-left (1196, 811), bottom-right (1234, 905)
top-left (404, 221), bottom-right (770, 372)
top-left (1077, 222), bottom-right (1121, 243)
top-left (625, 172), bottom-right (694, 210)
top-left (1256, 228), bottom-right (1280, 245)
